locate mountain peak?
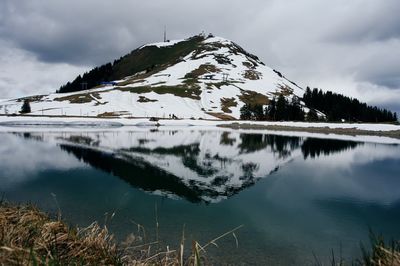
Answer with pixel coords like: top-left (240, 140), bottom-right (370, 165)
top-left (1, 34), bottom-right (307, 120)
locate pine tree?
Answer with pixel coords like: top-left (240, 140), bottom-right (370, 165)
top-left (240, 104), bottom-right (252, 120)
top-left (253, 104), bottom-right (264, 120)
top-left (265, 97), bottom-right (276, 121)
top-left (21, 99), bottom-right (31, 114)
top-left (307, 109), bottom-right (318, 121)
top-left (289, 96), bottom-right (304, 121)
top-left (303, 87), bottom-right (312, 105)
top-left (275, 94), bottom-right (287, 121)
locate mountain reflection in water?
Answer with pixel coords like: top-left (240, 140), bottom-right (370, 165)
top-left (16, 130), bottom-right (361, 203)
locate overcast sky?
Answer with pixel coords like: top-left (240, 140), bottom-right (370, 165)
top-left (1, 0), bottom-right (399, 114)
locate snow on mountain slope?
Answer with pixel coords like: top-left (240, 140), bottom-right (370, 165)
top-left (0, 34), bottom-right (307, 120)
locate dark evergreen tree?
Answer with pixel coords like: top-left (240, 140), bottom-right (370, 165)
top-left (289, 96), bottom-right (305, 121)
top-left (240, 103), bottom-right (265, 120)
top-left (303, 87), bottom-right (312, 105)
top-left (253, 104), bottom-right (265, 120)
top-left (265, 97), bottom-right (276, 121)
top-left (306, 109), bottom-right (319, 121)
top-left (240, 104), bottom-right (252, 120)
top-left (20, 99), bottom-right (31, 114)
top-left (275, 94), bottom-right (288, 121)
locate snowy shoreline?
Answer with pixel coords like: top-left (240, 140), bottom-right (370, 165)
top-left (0, 115), bottom-right (399, 130)
top-left (0, 115), bottom-right (399, 143)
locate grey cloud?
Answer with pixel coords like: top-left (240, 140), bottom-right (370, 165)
top-left (324, 0), bottom-right (400, 43)
top-left (1, 1), bottom-right (142, 65)
top-left (0, 40), bottom-right (87, 99)
top-left (0, 0), bottom-right (255, 66)
top-left (353, 46), bottom-right (400, 89)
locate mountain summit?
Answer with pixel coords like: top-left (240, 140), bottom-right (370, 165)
top-left (2, 34), bottom-right (309, 119)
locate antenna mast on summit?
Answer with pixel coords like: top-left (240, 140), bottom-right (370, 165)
top-left (163, 25), bottom-right (167, 42)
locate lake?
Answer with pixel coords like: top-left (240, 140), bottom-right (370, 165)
top-left (1, 127), bottom-right (399, 265)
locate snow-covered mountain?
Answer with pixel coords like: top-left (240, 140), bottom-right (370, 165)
top-left (0, 34), bottom-right (310, 119)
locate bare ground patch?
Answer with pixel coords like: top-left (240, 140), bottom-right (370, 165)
top-left (184, 64), bottom-right (221, 79)
top-left (138, 96), bottom-right (158, 103)
top-left (220, 97), bottom-right (238, 113)
top-left (97, 111), bottom-right (130, 118)
top-left (239, 90), bottom-right (269, 106)
top-left (116, 85), bottom-right (202, 100)
top-left (271, 84), bottom-right (294, 97)
top-left (54, 92), bottom-right (104, 105)
top-left (243, 70), bottom-right (262, 80)
top-left (207, 112), bottom-right (236, 120)
top-left (16, 95), bottom-right (46, 103)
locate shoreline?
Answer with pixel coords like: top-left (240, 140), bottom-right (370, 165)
top-left (218, 122), bottom-right (400, 139)
top-left (0, 115), bottom-right (399, 140)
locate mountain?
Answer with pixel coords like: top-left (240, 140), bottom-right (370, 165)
top-left (0, 34), bottom-right (315, 120)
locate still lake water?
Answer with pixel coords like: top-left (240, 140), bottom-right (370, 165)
top-left (1, 128), bottom-right (400, 265)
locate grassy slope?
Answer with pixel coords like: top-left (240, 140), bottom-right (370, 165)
top-left (111, 35), bottom-right (205, 80)
top-left (56, 35), bottom-right (205, 94)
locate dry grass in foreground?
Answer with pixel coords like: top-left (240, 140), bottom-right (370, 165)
top-left (1, 201), bottom-right (400, 265)
top-left (322, 239), bottom-right (400, 266)
top-left (0, 202), bottom-right (121, 265)
top-left (0, 201), bottom-right (242, 265)
top-left (358, 232), bottom-right (400, 266)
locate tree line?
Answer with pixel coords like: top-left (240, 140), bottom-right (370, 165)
top-left (303, 87), bottom-right (397, 122)
top-left (57, 63), bottom-right (114, 93)
top-left (240, 94), bottom-right (308, 121)
top-left (240, 89), bottom-right (397, 123)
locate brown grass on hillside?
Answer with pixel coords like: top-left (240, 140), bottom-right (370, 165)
top-left (206, 112), bottom-right (236, 120)
top-left (138, 96), bottom-right (158, 103)
top-left (238, 90), bottom-right (269, 106)
top-left (184, 64), bottom-right (221, 80)
top-left (243, 70), bottom-right (261, 80)
top-left (54, 92), bottom-right (104, 104)
top-left (242, 61), bottom-right (256, 70)
top-left (271, 84), bottom-right (294, 97)
top-left (97, 111), bottom-right (130, 118)
top-left (220, 97), bottom-right (238, 113)
top-left (117, 85), bottom-right (202, 100)
top-left (16, 95), bottom-right (46, 103)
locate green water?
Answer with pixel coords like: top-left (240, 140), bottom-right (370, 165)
top-left (0, 129), bottom-right (399, 265)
